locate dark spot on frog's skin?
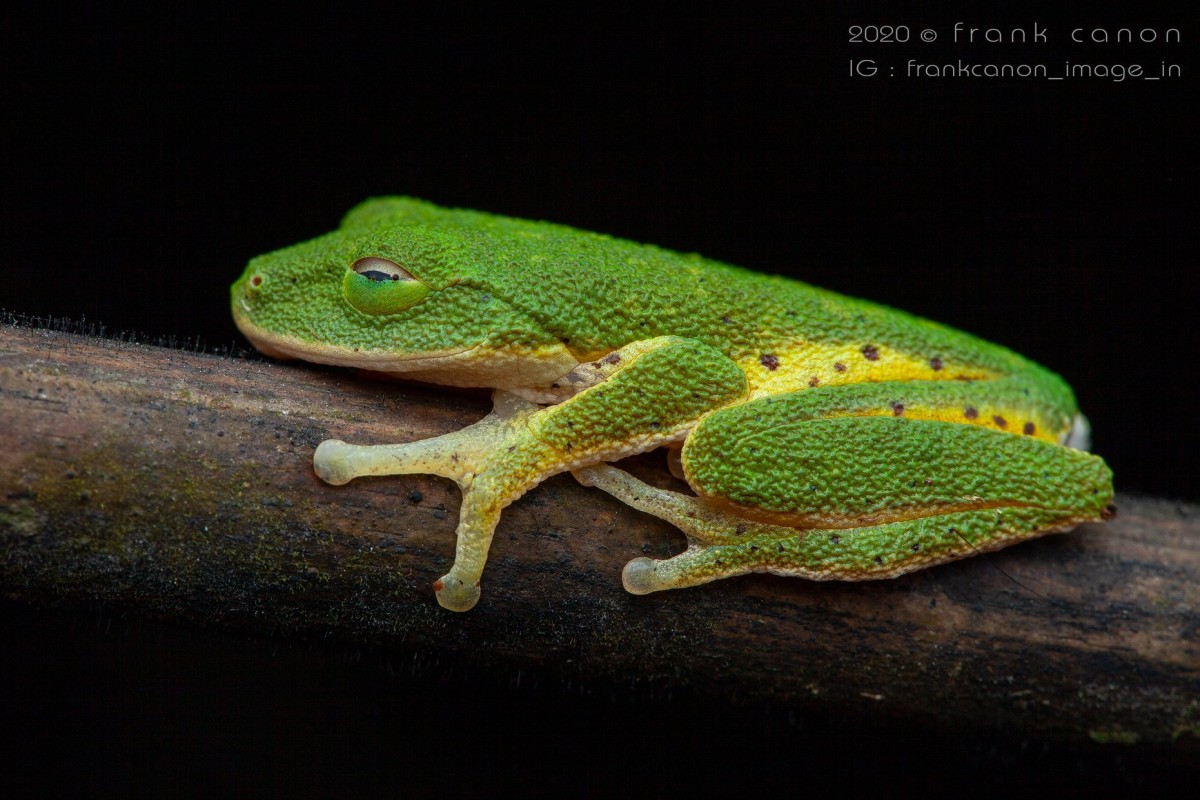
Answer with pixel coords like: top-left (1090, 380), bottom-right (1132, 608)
top-left (480, 293), bottom-right (492, 303)
top-left (892, 403), bottom-right (904, 417)
top-left (1101, 504), bottom-right (1118, 520)
top-left (930, 357), bottom-right (943, 371)
top-left (722, 315), bottom-right (733, 324)
top-left (924, 478), bottom-right (933, 486)
top-left (809, 376), bottom-right (820, 387)
top-left (750, 545), bottom-right (758, 552)
top-left (834, 362), bottom-right (847, 373)
top-left (602, 353), bottom-right (621, 365)
top-left (776, 544), bottom-right (785, 552)
top-left (408, 490), bottom-right (423, 504)
top-left (716, 559), bottom-right (723, 566)
top-left (735, 524), bottom-right (747, 535)
top-left (911, 543), bottom-right (921, 552)
top-left (433, 509), bottom-right (447, 520)
top-left (862, 344), bottom-right (880, 361)
top-left (964, 406), bottom-right (979, 420)
top-left (1023, 422), bottom-right (1036, 435)
top-left (550, 383), bottom-right (560, 389)
top-left (642, 543), bottom-right (651, 553)
top-left (993, 415), bottom-right (1007, 428)
top-left (649, 421), bottom-right (661, 430)
top-left (874, 556), bottom-right (883, 565)
top-left (760, 354), bottom-right (780, 371)
top-left (831, 534), bottom-right (841, 544)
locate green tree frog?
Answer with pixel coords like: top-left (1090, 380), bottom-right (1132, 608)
top-left (231, 197), bottom-right (1114, 612)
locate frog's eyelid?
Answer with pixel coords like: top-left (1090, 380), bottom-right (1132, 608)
top-left (352, 256), bottom-right (418, 283)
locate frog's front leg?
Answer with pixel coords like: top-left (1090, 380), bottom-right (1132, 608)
top-left (577, 384), bottom-right (1114, 595)
top-left (314, 391), bottom-right (541, 611)
top-left (313, 336), bottom-right (747, 610)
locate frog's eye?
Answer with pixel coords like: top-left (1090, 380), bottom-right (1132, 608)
top-left (344, 257), bottom-right (430, 315)
top-left (352, 257), bottom-right (416, 283)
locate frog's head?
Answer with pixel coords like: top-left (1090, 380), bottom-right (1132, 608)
top-left (231, 225), bottom-right (579, 388)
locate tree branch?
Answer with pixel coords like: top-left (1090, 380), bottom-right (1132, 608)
top-left (1, 321), bottom-right (1197, 747)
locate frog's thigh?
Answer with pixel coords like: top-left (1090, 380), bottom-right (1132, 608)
top-left (684, 399), bottom-right (1112, 532)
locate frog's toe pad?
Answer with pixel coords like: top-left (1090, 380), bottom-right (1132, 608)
top-left (622, 557), bottom-right (664, 595)
top-left (313, 440), bottom-right (355, 485)
top-left (434, 573), bottom-right (481, 612)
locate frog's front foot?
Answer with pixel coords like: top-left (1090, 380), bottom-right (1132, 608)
top-left (434, 571), bottom-right (481, 612)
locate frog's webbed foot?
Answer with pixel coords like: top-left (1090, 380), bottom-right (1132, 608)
top-left (574, 463), bottom-right (786, 594)
top-left (314, 391), bottom-right (541, 612)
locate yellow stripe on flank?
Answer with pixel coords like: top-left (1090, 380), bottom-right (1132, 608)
top-left (736, 341), bottom-right (1063, 444)
top-left (739, 341), bottom-right (998, 397)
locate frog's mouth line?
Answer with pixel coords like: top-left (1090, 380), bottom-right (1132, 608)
top-left (232, 304), bottom-right (582, 389)
top-left (232, 303), bottom-right (475, 368)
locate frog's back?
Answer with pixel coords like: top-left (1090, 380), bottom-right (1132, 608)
top-left (346, 197), bottom-right (1076, 423)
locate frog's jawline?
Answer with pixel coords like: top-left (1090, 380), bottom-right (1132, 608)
top-left (235, 315), bottom-right (580, 389)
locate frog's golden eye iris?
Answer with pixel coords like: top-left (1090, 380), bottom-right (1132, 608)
top-left (344, 256), bottom-right (430, 315)
top-left (351, 257), bottom-right (417, 282)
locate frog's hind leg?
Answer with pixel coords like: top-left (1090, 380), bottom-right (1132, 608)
top-left (575, 383), bottom-right (1114, 596)
top-left (576, 461), bottom-right (1109, 595)
top-left (575, 462), bottom-right (864, 593)
top-left (576, 462), bottom-right (782, 593)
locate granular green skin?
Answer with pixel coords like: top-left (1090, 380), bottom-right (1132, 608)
top-left (685, 399), bottom-right (1111, 520)
top-left (234, 196), bottom-right (1074, 416)
top-left (530, 339), bottom-right (747, 454)
top-left (231, 197), bottom-right (1112, 610)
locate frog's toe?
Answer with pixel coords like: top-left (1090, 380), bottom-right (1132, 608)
top-left (313, 439), bottom-right (355, 485)
top-left (434, 572), bottom-right (481, 612)
top-left (622, 557), bottom-right (665, 595)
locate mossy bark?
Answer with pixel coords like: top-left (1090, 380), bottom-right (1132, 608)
top-left (1, 322), bottom-right (1197, 747)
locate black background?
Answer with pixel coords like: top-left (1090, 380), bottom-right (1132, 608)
top-left (1, 5), bottom-right (1196, 797)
